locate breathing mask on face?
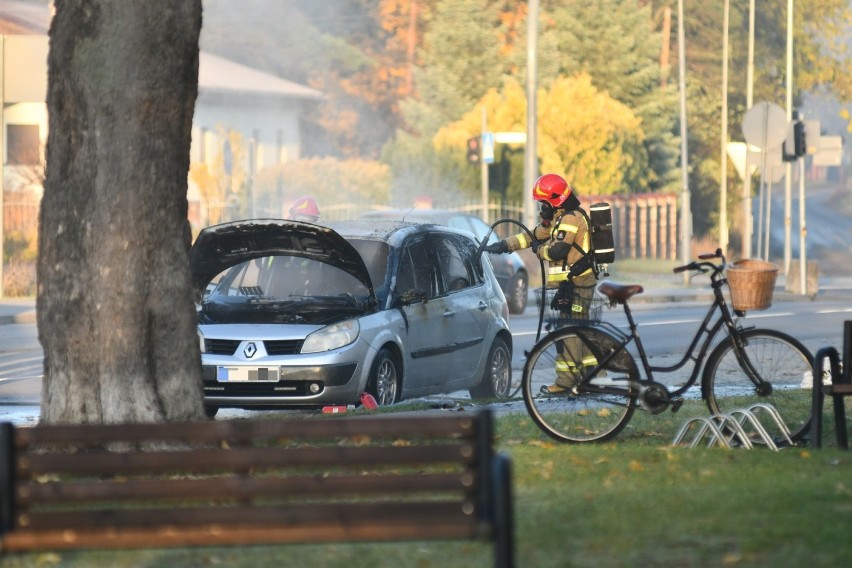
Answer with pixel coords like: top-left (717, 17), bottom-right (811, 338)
top-left (539, 201), bottom-right (555, 224)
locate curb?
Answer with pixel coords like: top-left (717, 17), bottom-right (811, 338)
top-left (0, 311), bottom-right (36, 325)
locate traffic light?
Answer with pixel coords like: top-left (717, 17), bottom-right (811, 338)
top-left (466, 136), bottom-right (480, 165)
top-left (793, 120), bottom-right (806, 157)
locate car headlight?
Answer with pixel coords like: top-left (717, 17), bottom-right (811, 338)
top-left (198, 332), bottom-right (206, 354)
top-left (301, 320), bottom-right (360, 353)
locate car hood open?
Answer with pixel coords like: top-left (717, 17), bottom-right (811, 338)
top-left (189, 219), bottom-right (376, 299)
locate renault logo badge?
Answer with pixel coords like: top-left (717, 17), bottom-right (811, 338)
top-left (243, 342), bottom-right (257, 358)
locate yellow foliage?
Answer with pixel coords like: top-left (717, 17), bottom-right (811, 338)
top-left (434, 74), bottom-right (647, 195)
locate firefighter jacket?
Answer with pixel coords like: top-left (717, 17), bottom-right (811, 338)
top-left (503, 208), bottom-right (594, 287)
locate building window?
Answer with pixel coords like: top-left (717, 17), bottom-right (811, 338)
top-left (6, 124), bottom-right (40, 165)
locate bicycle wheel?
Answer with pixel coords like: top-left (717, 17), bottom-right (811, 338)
top-left (703, 328), bottom-right (813, 441)
top-left (522, 325), bottom-right (639, 443)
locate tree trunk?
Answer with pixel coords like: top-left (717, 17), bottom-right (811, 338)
top-left (37, 1), bottom-right (205, 424)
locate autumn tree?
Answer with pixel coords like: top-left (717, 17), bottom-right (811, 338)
top-left (435, 75), bottom-right (648, 200)
top-left (539, 0), bottom-right (679, 194)
top-left (646, 0), bottom-right (852, 238)
top-left (38, 1), bottom-right (205, 425)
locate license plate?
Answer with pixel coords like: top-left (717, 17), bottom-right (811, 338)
top-left (217, 366), bottom-right (280, 382)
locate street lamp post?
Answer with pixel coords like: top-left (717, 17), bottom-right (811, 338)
top-left (742, 0), bottom-right (755, 260)
top-left (677, 0), bottom-right (692, 282)
top-left (783, 0), bottom-right (794, 275)
top-left (719, 0), bottom-right (730, 253)
top-left (524, 0), bottom-right (539, 230)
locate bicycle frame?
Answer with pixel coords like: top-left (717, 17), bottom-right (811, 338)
top-left (576, 260), bottom-right (763, 401)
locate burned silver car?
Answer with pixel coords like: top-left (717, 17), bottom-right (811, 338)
top-left (191, 219), bottom-right (513, 416)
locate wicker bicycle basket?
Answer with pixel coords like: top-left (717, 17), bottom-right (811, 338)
top-left (726, 259), bottom-right (779, 311)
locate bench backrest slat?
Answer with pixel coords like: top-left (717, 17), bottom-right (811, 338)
top-left (18, 443), bottom-right (474, 477)
top-left (20, 471), bottom-right (470, 505)
top-left (14, 414), bottom-right (477, 448)
top-left (19, 501), bottom-right (476, 532)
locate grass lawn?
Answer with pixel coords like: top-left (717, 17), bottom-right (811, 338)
top-left (2, 406), bottom-right (850, 568)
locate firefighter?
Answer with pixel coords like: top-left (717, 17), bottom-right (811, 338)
top-left (288, 196), bottom-right (321, 223)
top-left (483, 173), bottom-right (597, 393)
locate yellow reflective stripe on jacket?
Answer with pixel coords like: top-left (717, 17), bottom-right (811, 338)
top-left (555, 356), bottom-right (598, 372)
top-left (546, 266), bottom-right (593, 283)
top-left (547, 269), bottom-right (569, 284)
top-left (516, 233), bottom-right (530, 249)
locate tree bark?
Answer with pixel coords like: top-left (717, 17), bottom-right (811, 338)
top-left (37, 1), bottom-right (205, 424)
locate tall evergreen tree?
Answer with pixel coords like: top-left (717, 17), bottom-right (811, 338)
top-left (544, 0), bottom-right (679, 194)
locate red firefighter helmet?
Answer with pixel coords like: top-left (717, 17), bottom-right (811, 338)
top-left (289, 196), bottom-right (320, 222)
top-left (531, 174), bottom-right (572, 208)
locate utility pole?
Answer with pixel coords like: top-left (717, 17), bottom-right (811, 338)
top-left (742, 0), bottom-right (755, 259)
top-left (481, 107), bottom-right (489, 221)
top-left (677, 0), bottom-right (691, 282)
top-left (524, 0), bottom-right (539, 230)
top-left (405, 0), bottom-right (418, 96)
top-left (0, 36), bottom-right (5, 298)
top-left (783, 0), bottom-right (794, 274)
top-left (719, 0), bottom-right (730, 253)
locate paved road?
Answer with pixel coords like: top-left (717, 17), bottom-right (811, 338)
top-left (3, 272), bottom-right (852, 425)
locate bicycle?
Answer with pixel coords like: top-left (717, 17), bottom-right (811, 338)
top-left (521, 249), bottom-right (814, 444)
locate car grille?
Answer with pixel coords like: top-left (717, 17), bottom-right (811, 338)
top-left (264, 340), bottom-right (304, 355)
top-left (204, 339), bottom-right (241, 355)
top-left (204, 339), bottom-right (304, 356)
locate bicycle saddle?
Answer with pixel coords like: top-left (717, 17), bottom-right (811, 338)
top-left (598, 281), bottom-right (644, 304)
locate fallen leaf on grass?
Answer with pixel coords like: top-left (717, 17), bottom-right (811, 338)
top-left (527, 439), bottom-right (556, 449)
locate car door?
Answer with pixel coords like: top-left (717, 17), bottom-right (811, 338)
top-left (393, 236), bottom-right (451, 389)
top-left (431, 232), bottom-right (490, 386)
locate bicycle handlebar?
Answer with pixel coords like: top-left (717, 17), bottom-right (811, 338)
top-left (673, 248), bottom-right (726, 276)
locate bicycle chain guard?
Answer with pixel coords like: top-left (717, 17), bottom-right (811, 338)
top-left (638, 381), bottom-right (673, 415)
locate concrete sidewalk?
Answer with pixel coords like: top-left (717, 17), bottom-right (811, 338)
top-left (2, 274), bottom-right (851, 325)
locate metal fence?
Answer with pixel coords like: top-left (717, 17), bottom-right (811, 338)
top-left (3, 192), bottom-right (680, 262)
top-left (322, 195), bottom-right (680, 261)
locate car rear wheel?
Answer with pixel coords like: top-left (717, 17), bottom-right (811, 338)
top-left (204, 406), bottom-right (219, 419)
top-left (469, 336), bottom-right (511, 400)
top-left (507, 271), bottom-right (528, 314)
top-left (368, 347), bottom-right (401, 406)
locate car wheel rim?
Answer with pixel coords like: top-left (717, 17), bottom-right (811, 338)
top-left (514, 278), bottom-right (526, 304)
top-left (376, 358), bottom-right (398, 405)
top-left (490, 346), bottom-right (510, 396)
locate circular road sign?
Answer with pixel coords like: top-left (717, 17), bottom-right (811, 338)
top-left (742, 101), bottom-right (788, 150)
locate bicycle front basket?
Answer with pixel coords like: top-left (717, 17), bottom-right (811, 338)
top-left (535, 285), bottom-right (604, 329)
top-left (727, 259), bottom-right (778, 311)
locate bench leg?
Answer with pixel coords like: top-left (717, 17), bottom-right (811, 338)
top-left (492, 454), bottom-right (515, 568)
top-left (811, 384), bottom-right (824, 449)
top-left (832, 394), bottom-right (849, 450)
top-left (811, 347), bottom-right (838, 449)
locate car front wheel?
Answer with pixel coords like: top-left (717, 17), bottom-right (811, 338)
top-left (368, 347), bottom-right (401, 406)
top-left (507, 271), bottom-right (528, 314)
top-left (469, 336), bottom-right (511, 400)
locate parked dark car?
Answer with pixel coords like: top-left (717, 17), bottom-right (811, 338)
top-left (191, 219), bottom-right (513, 416)
top-left (360, 209), bottom-right (529, 314)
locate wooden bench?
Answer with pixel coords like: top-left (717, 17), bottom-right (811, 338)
top-left (0, 410), bottom-right (514, 567)
top-left (811, 320), bottom-right (852, 449)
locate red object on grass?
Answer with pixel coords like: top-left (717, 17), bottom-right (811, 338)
top-left (360, 392), bottom-right (379, 410)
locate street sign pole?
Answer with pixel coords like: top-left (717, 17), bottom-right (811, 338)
top-left (742, 101), bottom-right (788, 261)
top-left (481, 107), bottom-right (489, 222)
top-left (799, 157), bottom-right (806, 294)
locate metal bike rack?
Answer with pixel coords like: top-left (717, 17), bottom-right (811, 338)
top-left (672, 404), bottom-right (793, 451)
